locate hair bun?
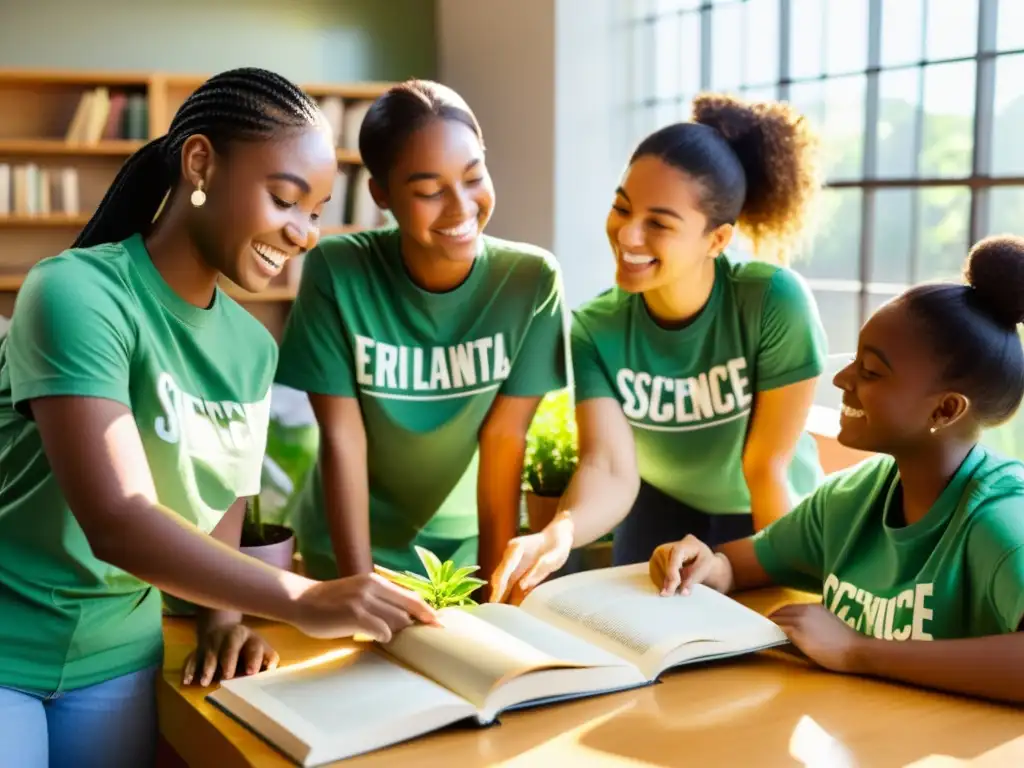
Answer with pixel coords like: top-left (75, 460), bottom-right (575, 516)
top-left (965, 235), bottom-right (1024, 327)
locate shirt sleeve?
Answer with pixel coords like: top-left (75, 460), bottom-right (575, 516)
top-left (966, 501), bottom-right (1024, 633)
top-left (7, 258), bottom-right (134, 416)
top-left (751, 482), bottom-right (829, 592)
top-left (275, 246), bottom-right (357, 398)
top-left (755, 268), bottom-right (828, 392)
top-left (500, 260), bottom-right (570, 397)
top-left (570, 315), bottom-right (617, 402)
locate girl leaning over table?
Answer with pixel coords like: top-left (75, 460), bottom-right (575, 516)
top-left (491, 94), bottom-right (828, 603)
top-left (274, 80), bottom-right (569, 588)
top-left (0, 68), bottom-right (435, 768)
top-left (651, 236), bottom-right (1024, 705)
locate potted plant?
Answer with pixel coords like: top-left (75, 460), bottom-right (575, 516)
top-left (376, 546), bottom-right (487, 610)
top-left (240, 493), bottom-right (296, 571)
top-left (522, 389), bottom-right (578, 532)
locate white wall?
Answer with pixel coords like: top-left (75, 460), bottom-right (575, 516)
top-left (0, 0), bottom-right (436, 83)
top-left (436, 0), bottom-right (556, 256)
top-left (437, 0), bottom-right (632, 308)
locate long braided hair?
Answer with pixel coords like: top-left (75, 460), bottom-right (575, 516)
top-left (73, 67), bottom-right (321, 249)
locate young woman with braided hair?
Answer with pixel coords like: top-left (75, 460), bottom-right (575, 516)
top-left (0, 68), bottom-right (434, 767)
top-left (492, 94), bottom-right (829, 603)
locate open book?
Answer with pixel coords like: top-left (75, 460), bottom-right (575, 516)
top-left (207, 563), bottom-right (788, 766)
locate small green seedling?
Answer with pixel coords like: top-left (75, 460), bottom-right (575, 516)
top-left (378, 546), bottom-right (487, 610)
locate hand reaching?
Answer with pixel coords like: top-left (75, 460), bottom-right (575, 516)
top-left (294, 573), bottom-right (440, 641)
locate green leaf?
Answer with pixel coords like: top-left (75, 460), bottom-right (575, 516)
top-left (439, 559), bottom-right (454, 584)
top-left (450, 565), bottom-right (481, 582)
top-left (448, 577), bottom-right (486, 600)
top-left (415, 546), bottom-right (444, 583)
top-left (385, 571), bottom-right (432, 594)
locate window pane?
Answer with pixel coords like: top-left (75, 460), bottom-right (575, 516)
top-left (997, 0), bottom-right (1024, 52)
top-left (653, 100), bottom-right (682, 130)
top-left (741, 84), bottom-right (779, 103)
top-left (826, 0), bottom-right (869, 75)
top-left (881, 0), bottom-right (925, 67)
top-left (916, 186), bottom-right (971, 282)
top-left (920, 61), bottom-right (975, 178)
top-left (744, 0), bottom-right (780, 86)
top-left (876, 68), bottom-right (921, 178)
top-left (992, 54), bottom-right (1024, 176)
top-left (630, 19), bottom-right (655, 102)
top-left (711, 3), bottom-right (744, 91)
top-left (814, 352), bottom-right (857, 408)
top-left (789, 0), bottom-right (825, 79)
top-left (925, 0), bottom-right (978, 61)
top-left (799, 188), bottom-right (863, 279)
top-left (866, 290), bottom-right (902, 316)
top-left (982, 414), bottom-right (1024, 463)
top-left (789, 76), bottom-right (867, 181)
top-left (811, 290), bottom-right (862, 360)
top-left (653, 0), bottom-right (701, 12)
top-left (988, 187), bottom-right (1024, 235)
top-left (871, 189), bottom-right (914, 284)
top-left (680, 12), bottom-right (702, 94)
top-left (654, 16), bottom-right (681, 99)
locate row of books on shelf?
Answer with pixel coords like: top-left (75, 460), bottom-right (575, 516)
top-left (0, 160), bottom-right (387, 230)
top-left (65, 88), bottom-right (148, 144)
top-left (0, 163), bottom-right (78, 217)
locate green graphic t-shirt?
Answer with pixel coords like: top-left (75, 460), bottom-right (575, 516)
top-left (753, 445), bottom-right (1024, 639)
top-left (275, 228), bottom-right (568, 574)
top-left (573, 254), bottom-right (827, 514)
top-left (0, 234), bottom-right (276, 691)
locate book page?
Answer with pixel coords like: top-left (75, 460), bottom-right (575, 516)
top-left (209, 650), bottom-right (475, 764)
top-left (383, 606), bottom-right (591, 709)
top-left (521, 564), bottom-right (787, 678)
top-left (471, 603), bottom-right (635, 670)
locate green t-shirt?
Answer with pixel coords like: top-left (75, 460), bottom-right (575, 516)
top-left (0, 234), bottom-right (276, 691)
top-left (572, 254), bottom-right (827, 514)
top-left (275, 228), bottom-right (568, 572)
top-left (753, 445), bottom-right (1024, 639)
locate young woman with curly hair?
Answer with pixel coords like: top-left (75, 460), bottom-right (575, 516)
top-left (491, 94), bottom-right (829, 602)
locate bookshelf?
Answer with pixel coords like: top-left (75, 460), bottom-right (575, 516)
top-left (0, 68), bottom-right (392, 335)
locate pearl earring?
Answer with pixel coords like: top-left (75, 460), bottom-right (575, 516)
top-left (930, 426), bottom-right (938, 434)
top-left (190, 180), bottom-right (206, 208)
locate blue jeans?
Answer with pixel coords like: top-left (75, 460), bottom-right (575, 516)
top-left (0, 665), bottom-right (159, 768)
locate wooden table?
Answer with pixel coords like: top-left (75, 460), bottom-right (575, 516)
top-left (158, 589), bottom-right (1024, 768)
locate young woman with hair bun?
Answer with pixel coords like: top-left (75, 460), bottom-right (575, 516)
top-left (492, 93), bottom-right (828, 602)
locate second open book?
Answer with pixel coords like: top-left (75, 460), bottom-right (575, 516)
top-left (209, 563), bottom-right (788, 766)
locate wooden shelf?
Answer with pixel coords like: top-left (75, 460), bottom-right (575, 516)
top-left (0, 214), bottom-right (89, 227)
top-left (0, 67), bottom-right (394, 333)
top-left (0, 139), bottom-right (143, 156)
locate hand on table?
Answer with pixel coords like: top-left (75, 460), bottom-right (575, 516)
top-left (649, 535), bottom-right (733, 596)
top-left (489, 514), bottom-right (574, 604)
top-left (768, 603), bottom-right (866, 674)
top-left (294, 573), bottom-right (440, 642)
top-left (183, 623), bottom-right (278, 687)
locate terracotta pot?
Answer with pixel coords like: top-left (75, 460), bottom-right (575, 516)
top-left (240, 524), bottom-right (296, 572)
top-left (525, 491), bottom-right (561, 532)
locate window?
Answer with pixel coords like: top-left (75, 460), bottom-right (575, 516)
top-left (628, 0), bottom-right (1024, 458)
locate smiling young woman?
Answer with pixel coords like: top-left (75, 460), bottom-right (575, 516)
top-left (274, 80), bottom-right (569, 589)
top-left (0, 68), bottom-right (437, 768)
top-left (648, 235), bottom-right (1024, 705)
top-left (491, 93), bottom-right (827, 603)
